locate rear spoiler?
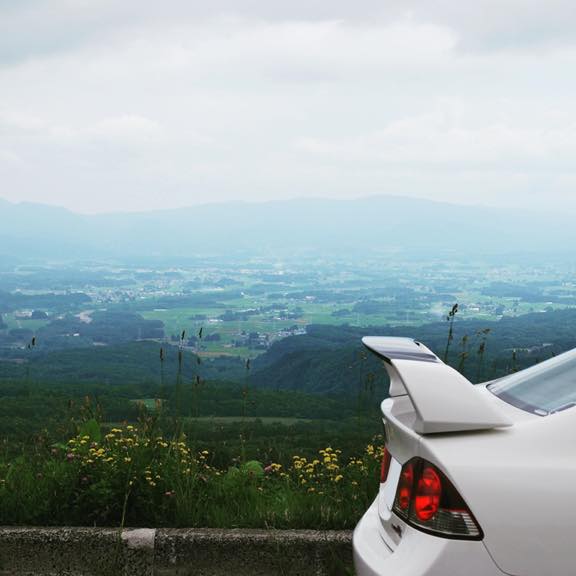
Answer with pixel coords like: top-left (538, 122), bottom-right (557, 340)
top-left (363, 336), bottom-right (512, 434)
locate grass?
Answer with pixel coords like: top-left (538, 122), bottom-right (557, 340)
top-left (186, 416), bottom-right (312, 425)
top-left (2, 312), bottom-right (50, 332)
top-left (0, 421), bottom-right (382, 529)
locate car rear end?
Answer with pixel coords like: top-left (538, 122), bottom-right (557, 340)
top-left (355, 337), bottom-right (576, 576)
top-left (353, 393), bottom-right (507, 576)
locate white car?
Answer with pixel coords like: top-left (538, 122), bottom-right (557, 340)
top-left (353, 336), bottom-right (576, 576)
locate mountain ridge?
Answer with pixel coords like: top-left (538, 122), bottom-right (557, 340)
top-left (1, 194), bottom-right (571, 261)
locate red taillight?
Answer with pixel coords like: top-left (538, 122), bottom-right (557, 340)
top-left (392, 458), bottom-right (482, 540)
top-left (397, 461), bottom-right (414, 511)
top-left (414, 466), bottom-right (441, 521)
top-left (380, 447), bottom-right (392, 483)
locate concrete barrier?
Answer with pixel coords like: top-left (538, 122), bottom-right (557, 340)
top-left (0, 527), bottom-right (353, 576)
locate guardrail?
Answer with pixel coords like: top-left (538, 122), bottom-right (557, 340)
top-left (0, 527), bottom-right (353, 575)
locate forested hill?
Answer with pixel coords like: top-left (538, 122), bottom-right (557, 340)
top-left (1, 308), bottom-right (575, 396)
top-left (250, 308), bottom-right (576, 393)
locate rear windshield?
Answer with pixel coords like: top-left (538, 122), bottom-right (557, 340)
top-left (488, 349), bottom-right (576, 416)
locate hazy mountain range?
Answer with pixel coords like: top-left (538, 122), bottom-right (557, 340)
top-left (0, 195), bottom-right (570, 263)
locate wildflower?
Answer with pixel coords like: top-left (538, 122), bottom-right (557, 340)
top-left (334, 475), bottom-right (343, 483)
top-left (124, 457), bottom-right (132, 463)
top-left (111, 428), bottom-right (122, 434)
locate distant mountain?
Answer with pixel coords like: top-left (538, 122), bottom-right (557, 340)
top-left (0, 195), bottom-right (572, 262)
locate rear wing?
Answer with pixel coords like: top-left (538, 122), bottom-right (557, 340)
top-left (363, 336), bottom-right (512, 434)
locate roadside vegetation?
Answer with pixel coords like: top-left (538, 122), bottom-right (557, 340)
top-left (0, 418), bottom-right (382, 529)
top-left (0, 303), bottom-right (566, 530)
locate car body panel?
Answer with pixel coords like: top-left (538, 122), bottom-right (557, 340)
top-left (355, 336), bottom-right (576, 576)
top-left (354, 499), bottom-right (505, 576)
top-left (421, 404), bottom-right (576, 576)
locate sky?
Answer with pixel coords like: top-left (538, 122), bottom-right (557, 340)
top-left (1, 0), bottom-right (576, 214)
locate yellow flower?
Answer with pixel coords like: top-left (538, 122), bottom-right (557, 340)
top-left (124, 457), bottom-right (132, 463)
top-left (111, 428), bottom-right (122, 434)
top-left (334, 475), bottom-right (343, 483)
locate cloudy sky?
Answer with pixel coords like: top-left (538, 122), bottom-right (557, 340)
top-left (1, 0), bottom-right (576, 213)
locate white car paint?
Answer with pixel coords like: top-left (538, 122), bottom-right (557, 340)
top-left (354, 338), bottom-right (576, 576)
top-left (361, 337), bottom-right (511, 433)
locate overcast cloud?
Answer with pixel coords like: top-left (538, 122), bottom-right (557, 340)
top-left (1, 0), bottom-right (576, 213)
